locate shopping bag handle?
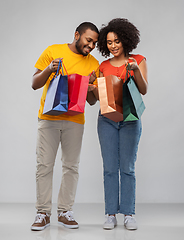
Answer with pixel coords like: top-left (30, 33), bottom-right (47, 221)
top-left (51, 60), bottom-right (68, 81)
top-left (61, 60), bottom-right (68, 75)
top-left (124, 63), bottom-right (132, 82)
top-left (119, 63), bottom-right (129, 81)
top-left (57, 60), bottom-right (63, 75)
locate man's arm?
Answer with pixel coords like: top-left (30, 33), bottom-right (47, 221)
top-left (86, 85), bottom-right (98, 105)
top-left (86, 70), bottom-right (99, 105)
top-left (32, 58), bottom-right (62, 90)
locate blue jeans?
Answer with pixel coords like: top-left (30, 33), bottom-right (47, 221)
top-left (97, 112), bottom-right (142, 215)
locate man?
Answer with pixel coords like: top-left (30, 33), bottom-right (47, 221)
top-left (31, 22), bottom-right (99, 231)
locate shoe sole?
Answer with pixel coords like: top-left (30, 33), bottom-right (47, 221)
top-left (58, 221), bottom-right (79, 229)
top-left (103, 224), bottom-right (117, 230)
top-left (31, 223), bottom-right (50, 231)
top-left (124, 224), bottom-right (137, 230)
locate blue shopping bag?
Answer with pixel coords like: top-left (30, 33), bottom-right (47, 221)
top-left (43, 60), bottom-right (68, 115)
top-left (123, 64), bottom-right (145, 121)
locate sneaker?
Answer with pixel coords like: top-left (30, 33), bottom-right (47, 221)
top-left (103, 215), bottom-right (117, 230)
top-left (58, 211), bottom-right (79, 229)
top-left (124, 215), bottom-right (137, 230)
top-left (31, 213), bottom-right (50, 231)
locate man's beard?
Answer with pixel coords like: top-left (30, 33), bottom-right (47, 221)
top-left (75, 37), bottom-right (88, 56)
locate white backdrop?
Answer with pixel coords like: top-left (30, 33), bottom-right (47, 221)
top-left (0, 0), bottom-right (184, 204)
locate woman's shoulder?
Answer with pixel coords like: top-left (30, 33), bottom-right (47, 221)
top-left (99, 59), bottom-right (110, 71)
top-left (100, 59), bottom-right (110, 66)
top-left (130, 54), bottom-right (146, 65)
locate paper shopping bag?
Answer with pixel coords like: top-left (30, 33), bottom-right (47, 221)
top-left (65, 74), bottom-right (89, 116)
top-left (97, 75), bottom-right (124, 122)
top-left (123, 67), bottom-right (145, 121)
top-left (43, 60), bottom-right (68, 116)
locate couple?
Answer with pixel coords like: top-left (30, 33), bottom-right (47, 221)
top-left (31, 18), bottom-right (148, 231)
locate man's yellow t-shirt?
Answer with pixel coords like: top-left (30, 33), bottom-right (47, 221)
top-left (35, 44), bottom-right (99, 124)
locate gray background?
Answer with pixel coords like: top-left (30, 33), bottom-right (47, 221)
top-left (0, 0), bottom-right (183, 204)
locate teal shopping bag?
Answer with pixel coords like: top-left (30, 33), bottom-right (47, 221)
top-left (43, 60), bottom-right (68, 116)
top-left (123, 64), bottom-right (145, 121)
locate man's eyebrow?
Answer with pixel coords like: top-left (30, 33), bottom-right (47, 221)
top-left (86, 37), bottom-right (93, 40)
top-left (86, 37), bottom-right (98, 43)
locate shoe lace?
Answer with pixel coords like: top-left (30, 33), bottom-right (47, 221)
top-left (124, 216), bottom-right (135, 224)
top-left (61, 211), bottom-right (75, 221)
top-left (105, 215), bottom-right (115, 224)
top-left (34, 213), bottom-right (47, 224)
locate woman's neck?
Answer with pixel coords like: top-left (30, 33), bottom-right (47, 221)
top-left (110, 54), bottom-right (130, 67)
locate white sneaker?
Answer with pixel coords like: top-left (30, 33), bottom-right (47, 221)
top-left (124, 215), bottom-right (137, 230)
top-left (103, 215), bottom-right (117, 230)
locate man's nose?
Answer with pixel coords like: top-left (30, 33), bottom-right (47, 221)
top-left (89, 42), bottom-right (94, 49)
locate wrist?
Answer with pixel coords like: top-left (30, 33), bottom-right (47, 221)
top-left (133, 66), bottom-right (140, 73)
top-left (47, 65), bottom-right (53, 74)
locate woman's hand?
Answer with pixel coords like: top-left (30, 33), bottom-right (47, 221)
top-left (126, 57), bottom-right (148, 95)
top-left (125, 57), bottom-right (139, 71)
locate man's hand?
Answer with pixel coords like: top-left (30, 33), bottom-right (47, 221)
top-left (49, 58), bottom-right (63, 72)
top-left (89, 70), bottom-right (97, 84)
top-left (88, 84), bottom-right (97, 92)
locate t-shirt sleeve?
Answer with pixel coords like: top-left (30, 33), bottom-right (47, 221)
top-left (92, 61), bottom-right (100, 86)
top-left (132, 54), bottom-right (146, 65)
top-left (35, 46), bottom-right (53, 71)
top-left (99, 61), bottom-right (105, 73)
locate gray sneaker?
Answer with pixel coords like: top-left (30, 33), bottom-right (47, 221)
top-left (103, 215), bottom-right (117, 230)
top-left (124, 215), bottom-right (137, 230)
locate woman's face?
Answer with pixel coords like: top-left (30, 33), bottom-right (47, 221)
top-left (106, 32), bottom-right (124, 57)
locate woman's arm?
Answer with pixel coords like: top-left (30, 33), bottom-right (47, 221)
top-left (128, 58), bottom-right (148, 95)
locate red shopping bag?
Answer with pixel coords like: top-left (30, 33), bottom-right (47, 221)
top-left (65, 74), bottom-right (89, 116)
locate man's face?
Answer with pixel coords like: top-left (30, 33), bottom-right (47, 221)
top-left (75, 29), bottom-right (98, 56)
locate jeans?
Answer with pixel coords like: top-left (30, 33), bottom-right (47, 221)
top-left (97, 112), bottom-right (142, 215)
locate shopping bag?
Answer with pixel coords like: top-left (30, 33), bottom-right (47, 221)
top-left (97, 75), bottom-right (124, 122)
top-left (123, 64), bottom-right (145, 121)
top-left (65, 74), bottom-right (89, 116)
top-left (43, 60), bottom-right (68, 116)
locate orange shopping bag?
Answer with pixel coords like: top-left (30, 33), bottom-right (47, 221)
top-left (97, 75), bottom-right (124, 122)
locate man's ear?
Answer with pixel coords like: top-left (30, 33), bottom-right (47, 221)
top-left (75, 31), bottom-right (80, 41)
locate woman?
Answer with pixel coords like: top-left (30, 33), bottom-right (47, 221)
top-left (92, 18), bottom-right (148, 230)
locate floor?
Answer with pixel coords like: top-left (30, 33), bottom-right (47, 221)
top-left (0, 203), bottom-right (183, 240)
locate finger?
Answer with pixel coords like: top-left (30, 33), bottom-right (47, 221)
top-left (128, 57), bottom-right (136, 63)
top-left (89, 70), bottom-right (95, 77)
top-left (54, 58), bottom-right (63, 61)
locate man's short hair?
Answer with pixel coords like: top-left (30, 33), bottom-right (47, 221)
top-left (76, 22), bottom-right (99, 35)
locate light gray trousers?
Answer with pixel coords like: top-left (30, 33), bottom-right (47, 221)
top-left (35, 119), bottom-right (84, 216)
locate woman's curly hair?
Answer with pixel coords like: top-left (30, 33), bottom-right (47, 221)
top-left (97, 18), bottom-right (140, 57)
